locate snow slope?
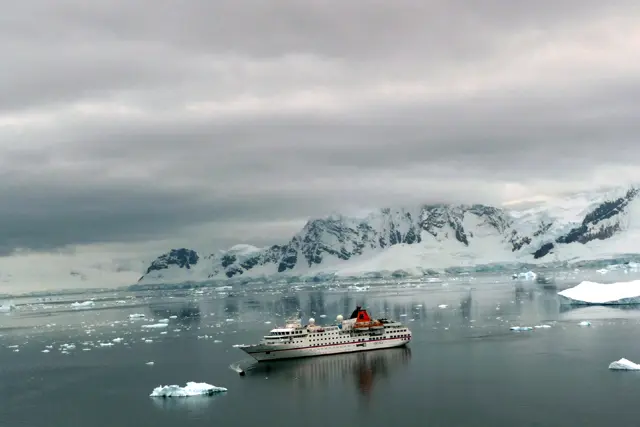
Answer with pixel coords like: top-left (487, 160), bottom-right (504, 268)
top-left (138, 186), bottom-right (640, 285)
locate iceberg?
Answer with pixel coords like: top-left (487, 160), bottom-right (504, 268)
top-left (609, 358), bottom-right (640, 370)
top-left (149, 382), bottom-right (227, 397)
top-left (558, 280), bottom-right (640, 305)
top-left (0, 303), bottom-right (15, 313)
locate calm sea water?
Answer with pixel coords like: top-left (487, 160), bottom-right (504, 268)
top-left (2, 272), bottom-right (640, 427)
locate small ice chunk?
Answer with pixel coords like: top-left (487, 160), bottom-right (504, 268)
top-left (438, 304), bottom-right (448, 309)
top-left (578, 321), bottom-right (591, 327)
top-left (158, 319), bottom-right (169, 324)
top-left (146, 361), bottom-right (155, 366)
top-left (534, 324), bottom-right (552, 329)
top-left (169, 315), bottom-right (177, 319)
top-left (510, 326), bottom-right (533, 331)
top-left (112, 338), bottom-right (123, 343)
top-left (129, 313), bottom-right (145, 319)
top-left (71, 301), bottom-right (95, 308)
top-left (42, 349), bottom-right (50, 353)
top-left (145, 339), bottom-right (153, 343)
top-left (609, 358), bottom-right (640, 370)
top-left (141, 323), bottom-right (168, 329)
top-left (0, 303), bottom-right (16, 312)
top-left (512, 271), bottom-right (537, 280)
top-left (100, 342), bottom-right (114, 347)
top-left (149, 382), bottom-right (227, 397)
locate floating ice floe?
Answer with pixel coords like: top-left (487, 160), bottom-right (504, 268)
top-left (509, 324), bottom-right (552, 331)
top-left (578, 321), bottom-right (591, 327)
top-left (71, 301), bottom-right (95, 309)
top-left (558, 280), bottom-right (640, 305)
top-left (141, 323), bottom-right (168, 329)
top-left (609, 358), bottom-right (640, 370)
top-left (512, 271), bottom-right (537, 280)
top-left (149, 382), bottom-right (227, 397)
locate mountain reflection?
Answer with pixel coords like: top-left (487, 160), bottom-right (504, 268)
top-left (244, 347), bottom-right (411, 396)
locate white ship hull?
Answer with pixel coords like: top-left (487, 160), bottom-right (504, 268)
top-left (241, 336), bottom-right (410, 361)
top-left (240, 307), bottom-right (412, 362)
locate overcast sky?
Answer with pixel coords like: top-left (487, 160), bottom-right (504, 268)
top-left (2, 0), bottom-right (640, 275)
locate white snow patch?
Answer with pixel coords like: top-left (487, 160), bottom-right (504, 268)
top-left (559, 280), bottom-right (640, 305)
top-left (149, 382), bottom-right (227, 397)
top-left (609, 358), bottom-right (640, 370)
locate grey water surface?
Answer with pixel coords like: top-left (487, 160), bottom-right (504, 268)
top-left (1, 272), bottom-right (640, 427)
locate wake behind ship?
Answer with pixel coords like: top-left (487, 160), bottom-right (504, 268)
top-left (238, 306), bottom-right (412, 361)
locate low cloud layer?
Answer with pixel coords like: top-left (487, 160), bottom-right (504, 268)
top-left (1, 0), bottom-right (640, 260)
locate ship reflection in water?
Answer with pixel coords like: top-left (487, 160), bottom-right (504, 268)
top-left (243, 347), bottom-right (411, 396)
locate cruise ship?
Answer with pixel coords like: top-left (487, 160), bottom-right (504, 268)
top-left (238, 306), bottom-right (412, 361)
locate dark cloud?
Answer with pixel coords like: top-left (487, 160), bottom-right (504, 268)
top-left (0, 0), bottom-right (639, 256)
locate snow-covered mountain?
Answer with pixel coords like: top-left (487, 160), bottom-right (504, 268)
top-left (138, 186), bottom-right (640, 285)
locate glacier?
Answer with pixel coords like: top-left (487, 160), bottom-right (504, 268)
top-left (136, 186), bottom-right (640, 285)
